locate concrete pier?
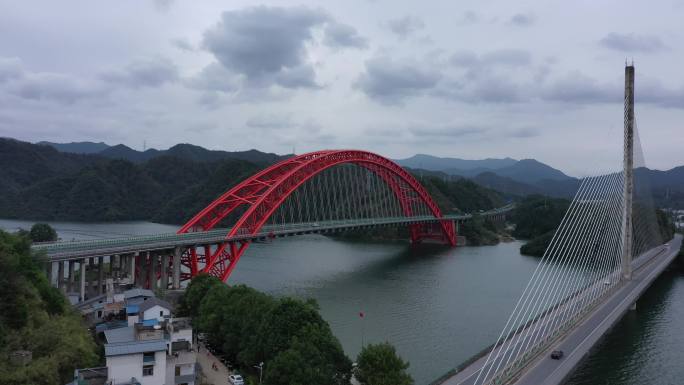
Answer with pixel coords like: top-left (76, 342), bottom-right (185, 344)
top-left (79, 258), bottom-right (86, 302)
top-left (173, 246), bottom-right (181, 289)
top-left (57, 261), bottom-right (65, 293)
top-left (68, 260), bottom-right (75, 292)
top-left (97, 256), bottom-right (104, 295)
top-left (161, 254), bottom-right (169, 290)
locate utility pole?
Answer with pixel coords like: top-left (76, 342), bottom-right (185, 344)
top-left (621, 64), bottom-right (635, 280)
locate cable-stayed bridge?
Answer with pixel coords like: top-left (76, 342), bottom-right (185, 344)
top-left (433, 65), bottom-right (678, 385)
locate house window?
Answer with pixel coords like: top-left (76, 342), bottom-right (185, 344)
top-left (143, 352), bottom-right (155, 364)
top-left (160, 310), bottom-right (164, 317)
top-left (97, 310), bottom-right (102, 318)
top-left (143, 365), bottom-right (154, 376)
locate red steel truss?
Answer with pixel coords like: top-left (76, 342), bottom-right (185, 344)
top-left (177, 150), bottom-right (456, 282)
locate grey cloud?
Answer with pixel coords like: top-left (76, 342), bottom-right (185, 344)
top-left (599, 33), bottom-right (667, 53)
top-left (246, 113), bottom-right (295, 129)
top-left (637, 80), bottom-right (684, 109)
top-left (354, 56), bottom-right (440, 103)
top-left (458, 11), bottom-right (481, 25)
top-left (170, 38), bottom-right (195, 52)
top-left (541, 72), bottom-right (618, 103)
top-left (274, 65), bottom-right (320, 88)
top-left (540, 72), bottom-right (684, 109)
top-left (6, 72), bottom-right (107, 104)
top-left (100, 57), bottom-right (178, 88)
top-left (433, 76), bottom-right (526, 104)
top-left (409, 123), bottom-right (488, 138)
top-left (450, 49), bottom-right (532, 68)
top-left (0, 57), bottom-right (23, 82)
top-left (509, 13), bottom-right (535, 27)
top-left (203, 6), bottom-right (328, 88)
top-left (153, 0), bottom-right (174, 11)
top-left (187, 63), bottom-right (240, 93)
top-left (323, 22), bottom-right (368, 48)
top-left (386, 16), bottom-right (425, 39)
top-left (506, 127), bottom-right (540, 138)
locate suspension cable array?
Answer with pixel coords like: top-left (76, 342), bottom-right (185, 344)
top-left (471, 123), bottom-right (662, 385)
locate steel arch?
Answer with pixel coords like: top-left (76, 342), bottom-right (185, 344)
top-left (178, 150), bottom-right (456, 281)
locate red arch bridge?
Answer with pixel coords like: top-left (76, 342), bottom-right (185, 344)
top-left (35, 150), bottom-right (512, 298)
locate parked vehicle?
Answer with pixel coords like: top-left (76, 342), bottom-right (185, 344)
top-left (229, 374), bottom-right (245, 385)
top-left (551, 350), bottom-right (564, 360)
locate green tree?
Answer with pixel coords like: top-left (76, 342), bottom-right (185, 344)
top-left (512, 195), bottom-right (570, 239)
top-left (177, 273), bottom-right (223, 318)
top-left (459, 214), bottom-right (500, 246)
top-left (263, 323), bottom-right (351, 385)
top-left (520, 230), bottom-right (555, 257)
top-left (252, 297), bottom-right (328, 362)
top-left (0, 230), bottom-right (98, 384)
top-left (355, 343), bottom-right (413, 385)
top-left (29, 223), bottom-right (57, 242)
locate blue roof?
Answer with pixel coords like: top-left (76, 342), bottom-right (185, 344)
top-left (142, 319), bottom-right (159, 327)
top-left (126, 305), bottom-right (139, 314)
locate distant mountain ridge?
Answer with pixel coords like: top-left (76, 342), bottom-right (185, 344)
top-left (38, 141), bottom-right (289, 165)
top-left (37, 141), bottom-right (110, 154)
top-left (395, 154), bottom-right (518, 172)
top-left (28, 140), bottom-right (684, 209)
top-left (396, 154), bottom-right (570, 181)
top-left (1, 139), bottom-right (504, 223)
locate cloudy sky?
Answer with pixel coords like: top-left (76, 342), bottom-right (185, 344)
top-left (1, 0), bottom-right (683, 176)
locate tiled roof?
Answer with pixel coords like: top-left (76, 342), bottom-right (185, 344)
top-left (104, 326), bottom-right (135, 344)
top-left (105, 340), bottom-right (166, 356)
top-left (123, 288), bottom-right (154, 299)
top-left (138, 297), bottom-right (174, 314)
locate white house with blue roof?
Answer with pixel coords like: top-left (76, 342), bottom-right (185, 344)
top-left (104, 324), bottom-right (168, 385)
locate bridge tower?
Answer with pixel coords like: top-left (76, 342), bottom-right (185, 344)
top-left (622, 64), bottom-right (635, 280)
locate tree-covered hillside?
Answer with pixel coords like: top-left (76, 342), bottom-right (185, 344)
top-left (0, 231), bottom-right (98, 384)
top-left (1, 139), bottom-right (506, 224)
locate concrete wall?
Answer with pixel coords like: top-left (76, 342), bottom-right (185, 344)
top-left (128, 314), bottom-right (139, 326)
top-left (143, 305), bottom-right (171, 321)
top-left (171, 328), bottom-right (193, 346)
top-left (106, 350), bottom-right (166, 385)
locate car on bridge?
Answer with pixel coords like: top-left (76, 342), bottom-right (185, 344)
top-left (550, 350), bottom-right (564, 360)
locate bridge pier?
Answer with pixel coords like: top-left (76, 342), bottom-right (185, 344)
top-left (86, 257), bottom-right (94, 297)
top-left (130, 253), bottom-right (137, 285)
top-left (79, 258), bottom-right (86, 302)
top-left (97, 256), bottom-right (104, 295)
top-left (57, 261), bottom-right (65, 293)
top-left (161, 254), bottom-right (169, 290)
top-left (172, 246), bottom-right (181, 289)
top-left (135, 252), bottom-right (143, 287)
top-left (68, 260), bottom-right (75, 292)
top-left (149, 253), bottom-right (158, 290)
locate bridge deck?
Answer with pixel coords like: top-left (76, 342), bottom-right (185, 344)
top-left (439, 234), bottom-right (682, 385)
top-left (31, 205), bottom-right (513, 261)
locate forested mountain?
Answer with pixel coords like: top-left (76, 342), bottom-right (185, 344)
top-left (41, 140), bottom-right (289, 164)
top-left (37, 141), bottom-right (110, 154)
top-left (395, 154), bottom-right (517, 171)
top-left (1, 139), bottom-right (504, 224)
top-left (0, 231), bottom-right (98, 383)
